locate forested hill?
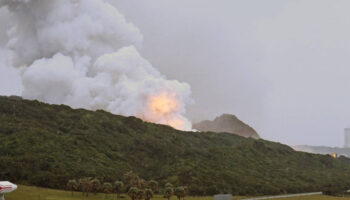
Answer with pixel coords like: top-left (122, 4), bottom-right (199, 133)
top-left (1, 96), bottom-right (350, 195)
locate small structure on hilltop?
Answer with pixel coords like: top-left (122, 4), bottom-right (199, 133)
top-left (345, 128), bottom-right (350, 148)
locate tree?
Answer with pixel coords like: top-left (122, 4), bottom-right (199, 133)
top-left (175, 187), bottom-right (185, 200)
top-left (66, 179), bottom-right (78, 196)
top-left (144, 189), bottom-right (153, 200)
top-left (79, 177), bottom-right (93, 197)
top-left (103, 182), bottom-right (113, 199)
top-left (128, 187), bottom-right (139, 200)
top-left (91, 178), bottom-right (101, 195)
top-left (137, 189), bottom-right (145, 200)
top-left (164, 187), bottom-right (173, 200)
top-left (114, 181), bottom-right (124, 200)
top-left (148, 180), bottom-right (158, 193)
top-left (140, 179), bottom-right (148, 189)
top-left (183, 186), bottom-right (188, 200)
top-left (124, 171), bottom-right (141, 188)
top-left (165, 183), bottom-right (173, 189)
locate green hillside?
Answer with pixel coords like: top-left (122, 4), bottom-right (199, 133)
top-left (1, 96), bottom-right (350, 195)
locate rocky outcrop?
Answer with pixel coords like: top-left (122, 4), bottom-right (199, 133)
top-left (193, 114), bottom-right (260, 139)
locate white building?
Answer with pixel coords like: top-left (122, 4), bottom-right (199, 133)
top-left (344, 128), bottom-right (350, 148)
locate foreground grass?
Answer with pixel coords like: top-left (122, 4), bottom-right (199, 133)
top-left (6, 185), bottom-right (221, 200)
top-left (7, 185), bottom-right (350, 200)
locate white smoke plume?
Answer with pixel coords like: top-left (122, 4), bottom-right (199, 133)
top-left (0, 0), bottom-right (193, 131)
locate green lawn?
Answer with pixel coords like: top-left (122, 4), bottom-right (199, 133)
top-left (7, 185), bottom-right (350, 200)
top-left (5, 185), bottom-right (220, 200)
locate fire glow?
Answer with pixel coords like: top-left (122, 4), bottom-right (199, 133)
top-left (142, 91), bottom-right (188, 130)
top-left (149, 92), bottom-right (178, 115)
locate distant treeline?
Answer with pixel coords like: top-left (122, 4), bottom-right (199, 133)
top-left (1, 96), bottom-right (350, 196)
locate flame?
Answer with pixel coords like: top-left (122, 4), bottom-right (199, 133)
top-left (168, 117), bottom-right (186, 130)
top-left (148, 92), bottom-right (178, 115)
top-left (142, 91), bottom-right (188, 130)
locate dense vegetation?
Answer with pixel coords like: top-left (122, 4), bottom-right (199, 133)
top-left (1, 96), bottom-right (350, 196)
top-left (65, 172), bottom-right (186, 200)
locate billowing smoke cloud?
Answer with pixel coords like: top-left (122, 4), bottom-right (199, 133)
top-left (0, 0), bottom-right (193, 130)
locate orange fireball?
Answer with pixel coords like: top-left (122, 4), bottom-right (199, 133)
top-left (148, 92), bottom-right (179, 116)
top-left (140, 91), bottom-right (188, 130)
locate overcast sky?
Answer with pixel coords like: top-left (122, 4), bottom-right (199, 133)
top-left (2, 0), bottom-right (350, 147)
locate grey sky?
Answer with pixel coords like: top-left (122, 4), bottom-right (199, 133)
top-left (1, 1), bottom-right (350, 147)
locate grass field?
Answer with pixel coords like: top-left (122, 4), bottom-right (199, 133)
top-left (4, 185), bottom-right (224, 200)
top-left (5, 185), bottom-right (350, 200)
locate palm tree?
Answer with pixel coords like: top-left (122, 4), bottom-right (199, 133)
top-left (183, 186), bottom-right (188, 200)
top-left (114, 181), bottom-right (124, 200)
top-left (124, 171), bottom-right (141, 188)
top-left (174, 187), bottom-right (185, 200)
top-left (144, 189), bottom-right (153, 200)
top-left (91, 178), bottom-right (101, 195)
top-left (140, 179), bottom-right (147, 189)
top-left (148, 180), bottom-right (158, 193)
top-left (79, 177), bottom-right (93, 197)
top-left (78, 178), bottom-right (84, 196)
top-left (103, 182), bottom-right (113, 199)
top-left (182, 186), bottom-right (188, 200)
top-left (66, 179), bottom-right (78, 196)
top-left (137, 189), bottom-right (145, 200)
top-left (128, 187), bottom-right (139, 200)
top-left (164, 187), bottom-right (173, 200)
top-left (165, 183), bottom-right (173, 189)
